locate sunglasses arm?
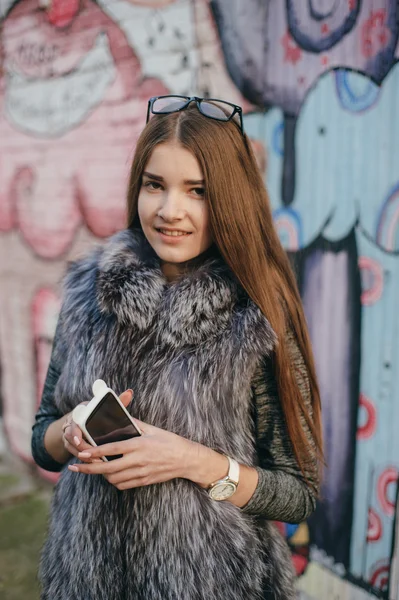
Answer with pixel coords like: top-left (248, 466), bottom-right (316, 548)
top-left (146, 100), bottom-right (152, 124)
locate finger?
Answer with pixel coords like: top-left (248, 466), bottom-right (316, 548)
top-left (130, 417), bottom-right (156, 435)
top-left (63, 438), bottom-right (80, 458)
top-left (69, 422), bottom-right (84, 447)
top-left (119, 389), bottom-right (133, 408)
top-left (64, 428), bottom-right (92, 452)
top-left (102, 472), bottom-right (148, 491)
top-left (68, 456), bottom-right (129, 475)
top-left (106, 467), bottom-right (147, 485)
top-left (64, 431), bottom-right (95, 461)
top-left (114, 477), bottom-right (148, 491)
top-left (68, 402), bottom-right (88, 446)
top-left (77, 437), bottom-right (141, 459)
top-left (64, 439), bottom-right (101, 463)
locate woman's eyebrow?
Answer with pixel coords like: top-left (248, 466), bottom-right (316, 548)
top-left (143, 171), bottom-right (163, 181)
top-left (143, 172), bottom-right (204, 186)
top-left (184, 179), bottom-right (204, 185)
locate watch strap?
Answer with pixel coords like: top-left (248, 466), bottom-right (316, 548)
top-left (226, 456), bottom-right (240, 485)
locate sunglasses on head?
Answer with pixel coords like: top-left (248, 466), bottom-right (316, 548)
top-left (146, 95), bottom-right (244, 133)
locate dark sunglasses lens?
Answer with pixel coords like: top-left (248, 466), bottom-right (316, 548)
top-left (152, 97), bottom-right (188, 114)
top-left (199, 100), bottom-right (234, 121)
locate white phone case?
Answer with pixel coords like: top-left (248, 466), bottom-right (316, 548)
top-left (72, 379), bottom-right (141, 461)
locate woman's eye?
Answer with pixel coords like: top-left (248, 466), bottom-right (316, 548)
top-left (144, 181), bottom-right (162, 190)
top-left (191, 187), bottom-right (205, 197)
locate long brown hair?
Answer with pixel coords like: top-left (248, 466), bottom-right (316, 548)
top-left (126, 105), bottom-right (323, 484)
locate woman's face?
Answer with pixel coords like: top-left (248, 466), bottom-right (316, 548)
top-left (138, 141), bottom-right (213, 273)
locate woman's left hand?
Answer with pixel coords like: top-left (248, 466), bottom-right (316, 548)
top-left (68, 418), bottom-right (196, 490)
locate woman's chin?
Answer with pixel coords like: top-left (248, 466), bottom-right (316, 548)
top-left (144, 230), bottom-right (214, 267)
top-left (157, 249), bottom-right (195, 265)
top-left (150, 238), bottom-right (199, 265)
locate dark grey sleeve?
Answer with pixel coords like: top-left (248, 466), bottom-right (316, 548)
top-left (241, 331), bottom-right (319, 523)
top-left (31, 320), bottom-right (66, 472)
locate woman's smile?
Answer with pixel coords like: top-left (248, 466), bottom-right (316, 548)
top-left (155, 227), bottom-right (192, 239)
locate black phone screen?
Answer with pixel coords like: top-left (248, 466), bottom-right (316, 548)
top-left (85, 392), bottom-right (141, 460)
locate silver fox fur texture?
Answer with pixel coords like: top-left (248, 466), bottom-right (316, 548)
top-left (40, 229), bottom-right (296, 600)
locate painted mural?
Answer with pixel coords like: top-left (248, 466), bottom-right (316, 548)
top-left (0, 0), bottom-right (398, 598)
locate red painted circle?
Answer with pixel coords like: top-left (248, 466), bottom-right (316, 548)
top-left (370, 560), bottom-right (390, 591)
top-left (47, 0), bottom-right (80, 28)
top-left (367, 508), bottom-right (382, 542)
top-left (377, 467), bottom-right (398, 517)
top-left (358, 256), bottom-right (384, 305)
top-left (357, 394), bottom-right (377, 440)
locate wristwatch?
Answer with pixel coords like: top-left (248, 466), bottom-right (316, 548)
top-left (207, 456), bottom-right (240, 501)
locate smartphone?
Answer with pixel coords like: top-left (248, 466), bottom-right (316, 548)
top-left (73, 381), bottom-right (141, 461)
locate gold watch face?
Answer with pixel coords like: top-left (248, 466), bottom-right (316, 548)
top-left (209, 482), bottom-right (236, 501)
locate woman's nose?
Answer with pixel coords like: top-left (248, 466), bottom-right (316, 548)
top-left (157, 192), bottom-right (185, 222)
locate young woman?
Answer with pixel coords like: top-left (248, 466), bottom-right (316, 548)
top-left (32, 96), bottom-right (323, 600)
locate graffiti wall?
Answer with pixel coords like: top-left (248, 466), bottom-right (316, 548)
top-left (0, 0), bottom-right (398, 598)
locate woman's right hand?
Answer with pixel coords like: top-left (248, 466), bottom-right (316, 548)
top-left (61, 404), bottom-right (100, 463)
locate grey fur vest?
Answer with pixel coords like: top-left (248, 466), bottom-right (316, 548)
top-left (40, 229), bottom-right (296, 600)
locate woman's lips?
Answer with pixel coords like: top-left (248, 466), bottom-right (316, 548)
top-left (155, 228), bottom-right (192, 243)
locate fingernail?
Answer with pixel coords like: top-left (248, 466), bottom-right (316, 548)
top-left (127, 389), bottom-right (134, 397)
top-left (68, 465), bottom-right (79, 472)
top-left (74, 436), bottom-right (81, 446)
top-left (78, 451), bottom-right (91, 458)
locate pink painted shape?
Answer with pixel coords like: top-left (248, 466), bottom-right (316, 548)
top-left (1, 0), bottom-right (169, 257)
top-left (0, 154), bottom-right (15, 231)
top-left (31, 287), bottom-right (60, 404)
top-left (13, 164), bottom-right (82, 259)
top-left (31, 286), bottom-right (61, 483)
top-left (126, 0), bottom-right (177, 5)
